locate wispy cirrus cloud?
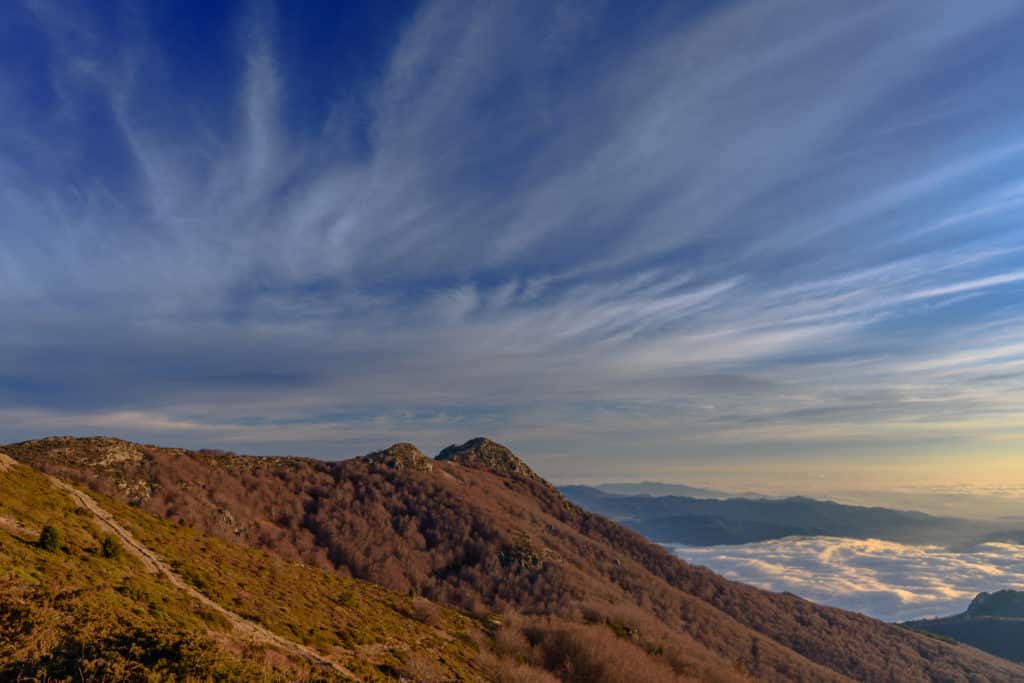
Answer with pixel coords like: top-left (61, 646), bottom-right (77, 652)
top-left (0, 0), bottom-right (1023, 482)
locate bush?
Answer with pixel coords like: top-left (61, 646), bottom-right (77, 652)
top-left (101, 535), bottom-right (123, 559)
top-left (39, 525), bottom-right (61, 552)
top-left (393, 651), bottom-right (448, 683)
top-left (411, 597), bottom-right (442, 626)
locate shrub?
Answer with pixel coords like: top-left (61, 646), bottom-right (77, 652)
top-left (411, 597), bottom-right (442, 626)
top-left (394, 651), bottom-right (447, 682)
top-left (101, 535), bottom-right (123, 559)
top-left (39, 525), bottom-right (61, 552)
top-left (478, 651), bottom-right (561, 683)
top-left (334, 588), bottom-right (356, 607)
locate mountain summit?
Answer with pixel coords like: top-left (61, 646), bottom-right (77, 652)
top-left (360, 442), bottom-right (434, 471)
top-left (435, 437), bottom-right (541, 482)
top-left (968, 590), bottom-right (1024, 618)
top-left (5, 435), bottom-right (1024, 682)
top-left (905, 590), bottom-right (1024, 664)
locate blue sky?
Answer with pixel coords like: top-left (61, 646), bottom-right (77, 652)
top-left (2, 1), bottom-right (1023, 490)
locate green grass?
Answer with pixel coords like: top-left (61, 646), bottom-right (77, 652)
top-left (0, 463), bottom-right (277, 681)
top-left (106, 490), bottom-right (484, 679)
top-left (0, 460), bottom-right (485, 681)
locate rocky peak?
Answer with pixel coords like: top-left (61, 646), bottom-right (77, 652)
top-left (360, 442), bottom-right (434, 472)
top-left (967, 590), bottom-right (1024, 618)
top-left (435, 438), bottom-right (540, 482)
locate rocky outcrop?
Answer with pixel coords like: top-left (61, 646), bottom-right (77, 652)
top-left (435, 438), bottom-right (540, 482)
top-left (360, 443), bottom-right (434, 472)
top-left (968, 590), bottom-right (1024, 618)
top-left (14, 436), bottom-right (146, 467)
top-left (500, 542), bottom-right (544, 571)
top-left (4, 436), bottom-right (154, 504)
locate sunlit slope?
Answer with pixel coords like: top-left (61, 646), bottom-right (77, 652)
top-left (8, 436), bottom-right (1024, 682)
top-left (0, 452), bottom-right (485, 681)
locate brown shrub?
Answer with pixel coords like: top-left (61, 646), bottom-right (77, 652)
top-left (11, 436), bottom-right (1024, 683)
top-left (393, 651), bottom-right (448, 682)
top-left (478, 650), bottom-right (562, 683)
top-left (410, 597), bottom-right (442, 627)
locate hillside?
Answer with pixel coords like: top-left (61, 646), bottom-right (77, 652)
top-left (0, 450), bottom-right (491, 681)
top-left (593, 482), bottom-right (758, 499)
top-left (905, 590), bottom-right (1024, 664)
top-left (560, 485), bottom-right (1002, 547)
top-left (5, 436), bottom-right (1024, 682)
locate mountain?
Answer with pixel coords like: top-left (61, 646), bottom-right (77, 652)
top-left (4, 436), bottom-right (1024, 682)
top-left (594, 482), bottom-right (738, 499)
top-left (0, 449), bottom-right (483, 681)
top-left (560, 485), bottom-right (1003, 547)
top-left (904, 591), bottom-right (1024, 664)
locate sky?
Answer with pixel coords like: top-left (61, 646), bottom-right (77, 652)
top-left (2, 1), bottom-right (1024, 496)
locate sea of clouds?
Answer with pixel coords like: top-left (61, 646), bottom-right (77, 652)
top-left (671, 537), bottom-right (1024, 622)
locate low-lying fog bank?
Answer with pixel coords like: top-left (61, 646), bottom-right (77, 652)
top-left (672, 536), bottom-right (1024, 622)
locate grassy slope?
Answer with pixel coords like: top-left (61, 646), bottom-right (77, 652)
top-left (0, 457), bottom-right (485, 682)
top-left (8, 436), bottom-right (1024, 683)
top-left (105, 491), bottom-right (484, 680)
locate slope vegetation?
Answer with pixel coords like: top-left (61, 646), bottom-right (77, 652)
top-left (0, 450), bottom-right (488, 681)
top-left (6, 436), bottom-right (1024, 682)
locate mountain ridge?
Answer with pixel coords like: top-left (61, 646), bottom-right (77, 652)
top-left (435, 437), bottom-right (543, 482)
top-left (593, 481), bottom-right (762, 499)
top-left (905, 590), bottom-right (1024, 664)
top-left (560, 484), bottom-right (1009, 547)
top-left (5, 435), bottom-right (1023, 682)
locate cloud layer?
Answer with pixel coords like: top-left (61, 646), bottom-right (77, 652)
top-left (1, 1), bottom-right (1023, 482)
top-left (673, 537), bottom-right (1024, 622)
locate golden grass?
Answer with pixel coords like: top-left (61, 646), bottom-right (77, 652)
top-left (0, 460), bottom-right (484, 681)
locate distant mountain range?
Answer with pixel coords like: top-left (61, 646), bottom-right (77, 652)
top-left (905, 590), bottom-right (1024, 663)
top-left (3, 436), bottom-right (1023, 681)
top-left (589, 481), bottom-right (764, 499)
top-left (560, 484), bottom-right (1022, 547)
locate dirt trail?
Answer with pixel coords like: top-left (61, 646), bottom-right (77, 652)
top-left (0, 455), bottom-right (37, 540)
top-left (46, 475), bottom-right (356, 680)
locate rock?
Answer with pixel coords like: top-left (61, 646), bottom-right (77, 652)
top-left (360, 443), bottom-right (434, 472)
top-left (21, 436), bottom-right (145, 467)
top-left (968, 590), bottom-right (1024, 618)
top-left (500, 533), bottom-right (545, 571)
top-left (435, 438), bottom-right (540, 482)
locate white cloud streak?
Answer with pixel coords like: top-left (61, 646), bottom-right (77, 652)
top-left (1, 1), bottom-right (1023, 475)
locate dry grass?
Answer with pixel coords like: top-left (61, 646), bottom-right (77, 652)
top-left (0, 457), bottom-right (487, 681)
top-left (7, 436), bottom-right (1024, 683)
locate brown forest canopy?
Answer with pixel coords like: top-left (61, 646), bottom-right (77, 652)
top-left (5, 435), bottom-right (1024, 683)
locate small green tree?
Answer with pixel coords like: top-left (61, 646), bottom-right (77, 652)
top-left (101, 534), bottom-right (123, 559)
top-left (39, 525), bottom-right (61, 552)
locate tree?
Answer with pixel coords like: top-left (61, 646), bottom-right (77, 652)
top-left (101, 534), bottom-right (123, 559)
top-left (39, 525), bottom-right (61, 552)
